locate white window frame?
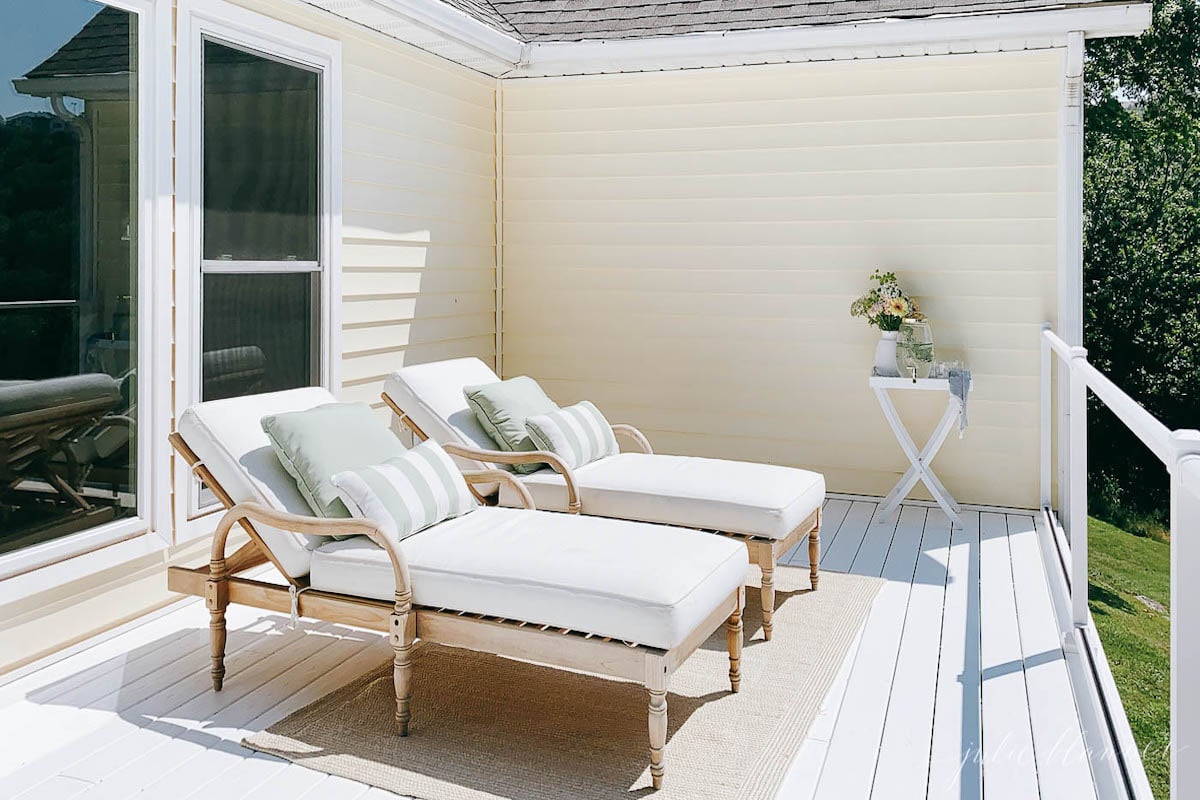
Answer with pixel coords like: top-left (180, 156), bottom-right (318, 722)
top-left (0, 0), bottom-right (175, 585)
top-left (174, 0), bottom-right (342, 542)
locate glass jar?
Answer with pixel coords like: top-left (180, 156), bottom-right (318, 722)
top-left (896, 319), bottom-right (935, 379)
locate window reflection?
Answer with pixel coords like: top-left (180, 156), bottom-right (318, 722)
top-left (202, 273), bottom-right (317, 400)
top-left (0, 2), bottom-right (138, 555)
top-left (203, 41), bottom-right (319, 262)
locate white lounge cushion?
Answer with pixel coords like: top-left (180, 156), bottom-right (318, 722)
top-left (309, 506), bottom-right (748, 650)
top-left (178, 387), bottom-right (338, 578)
top-left (383, 358), bottom-right (504, 473)
top-left (499, 453), bottom-right (825, 541)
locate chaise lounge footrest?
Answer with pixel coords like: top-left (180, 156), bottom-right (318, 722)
top-left (309, 506), bottom-right (748, 650)
top-left (499, 452), bottom-right (825, 542)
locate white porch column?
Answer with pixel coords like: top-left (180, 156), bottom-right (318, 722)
top-left (1171, 430), bottom-right (1200, 800)
top-left (1058, 31), bottom-right (1085, 533)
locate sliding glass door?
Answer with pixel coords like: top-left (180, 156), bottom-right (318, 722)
top-left (0, 1), bottom-right (140, 556)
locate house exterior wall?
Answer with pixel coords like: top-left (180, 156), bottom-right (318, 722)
top-left (501, 51), bottom-right (1061, 509)
top-left (0, 0), bottom-right (499, 676)
top-left (231, 0), bottom-right (499, 413)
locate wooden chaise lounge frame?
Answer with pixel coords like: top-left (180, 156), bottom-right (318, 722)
top-left (381, 394), bottom-right (820, 640)
top-left (165, 432), bottom-right (745, 789)
top-left (0, 394), bottom-right (120, 513)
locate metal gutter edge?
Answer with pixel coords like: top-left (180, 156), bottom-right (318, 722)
top-left (510, 4), bottom-right (1153, 78)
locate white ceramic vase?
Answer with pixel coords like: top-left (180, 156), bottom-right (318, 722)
top-left (874, 330), bottom-right (900, 377)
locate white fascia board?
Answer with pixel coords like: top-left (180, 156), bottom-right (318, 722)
top-left (298, 0), bottom-right (523, 75)
top-left (357, 0), bottom-right (524, 65)
top-left (510, 4), bottom-right (1152, 78)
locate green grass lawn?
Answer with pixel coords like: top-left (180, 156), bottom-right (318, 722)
top-left (1088, 516), bottom-right (1171, 798)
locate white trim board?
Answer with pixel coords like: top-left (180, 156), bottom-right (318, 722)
top-left (173, 0), bottom-right (344, 543)
top-left (0, 0), bottom-right (174, 582)
top-left (292, 0), bottom-right (1150, 78)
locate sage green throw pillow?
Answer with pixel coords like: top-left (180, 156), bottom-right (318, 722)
top-left (261, 402), bottom-right (407, 530)
top-left (463, 376), bottom-right (558, 474)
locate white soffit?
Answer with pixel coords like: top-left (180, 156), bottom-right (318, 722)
top-left (302, 0), bottom-right (1150, 78)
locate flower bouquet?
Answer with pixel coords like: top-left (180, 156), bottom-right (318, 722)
top-left (850, 270), bottom-right (923, 332)
top-left (850, 270), bottom-right (929, 377)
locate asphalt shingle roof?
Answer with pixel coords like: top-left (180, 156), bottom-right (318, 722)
top-left (442, 0), bottom-right (1110, 42)
top-left (24, 7), bottom-right (131, 78)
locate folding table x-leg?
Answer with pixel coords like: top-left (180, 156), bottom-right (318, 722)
top-left (870, 376), bottom-right (965, 528)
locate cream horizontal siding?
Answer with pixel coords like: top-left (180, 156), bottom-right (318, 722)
top-left (502, 51), bottom-right (1061, 509)
top-left (233, 0), bottom-right (498, 412)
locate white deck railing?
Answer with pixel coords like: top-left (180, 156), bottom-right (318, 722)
top-left (1040, 324), bottom-right (1200, 800)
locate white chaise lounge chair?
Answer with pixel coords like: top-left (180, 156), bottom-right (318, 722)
top-left (165, 388), bottom-right (749, 789)
top-left (381, 359), bottom-right (825, 641)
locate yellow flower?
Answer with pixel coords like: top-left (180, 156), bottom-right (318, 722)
top-left (884, 297), bottom-right (908, 317)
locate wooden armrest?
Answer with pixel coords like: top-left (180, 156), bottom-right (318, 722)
top-left (380, 393), bottom-right (429, 442)
top-left (380, 392), bottom-right (580, 513)
top-left (611, 424), bottom-right (653, 454)
top-left (462, 469), bottom-right (537, 511)
top-left (212, 502), bottom-right (411, 595)
top-left (442, 443), bottom-right (581, 514)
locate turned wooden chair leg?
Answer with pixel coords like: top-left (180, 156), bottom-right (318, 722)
top-left (647, 674), bottom-right (668, 790)
top-left (809, 523), bottom-right (821, 591)
top-left (726, 590), bottom-right (744, 693)
top-left (391, 589), bottom-right (414, 736)
top-left (760, 557), bottom-right (776, 641)
top-left (205, 557), bottom-right (229, 691)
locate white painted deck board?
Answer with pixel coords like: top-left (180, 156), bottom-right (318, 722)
top-left (869, 509), bottom-right (952, 800)
top-left (1007, 513), bottom-right (1098, 800)
top-left (813, 504), bottom-right (927, 799)
top-left (0, 501), bottom-right (1102, 800)
top-left (784, 497), bottom-right (852, 568)
top-left (69, 630), bottom-right (351, 794)
top-left (133, 635), bottom-right (382, 800)
top-left (817, 499), bottom-right (879, 573)
top-left (978, 511), bottom-right (1040, 800)
top-left (926, 511), bottom-right (983, 800)
top-left (184, 638), bottom-right (394, 800)
top-left (3, 612), bottom-right (292, 794)
top-left (775, 627), bottom-right (865, 800)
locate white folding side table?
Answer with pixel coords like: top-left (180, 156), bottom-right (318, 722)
top-left (869, 375), bottom-right (969, 528)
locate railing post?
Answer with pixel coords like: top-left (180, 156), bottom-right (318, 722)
top-left (1170, 429), bottom-right (1200, 800)
top-left (1069, 344), bottom-right (1089, 628)
top-left (1041, 324), bottom-right (1053, 509)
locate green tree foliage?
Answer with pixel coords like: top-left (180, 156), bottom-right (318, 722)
top-left (0, 115), bottom-right (81, 379)
top-left (1084, 0), bottom-right (1200, 521)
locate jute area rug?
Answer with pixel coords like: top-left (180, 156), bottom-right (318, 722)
top-left (245, 566), bottom-right (882, 800)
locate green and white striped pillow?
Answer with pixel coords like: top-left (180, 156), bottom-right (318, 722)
top-left (331, 440), bottom-right (477, 542)
top-left (525, 401), bottom-right (619, 470)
